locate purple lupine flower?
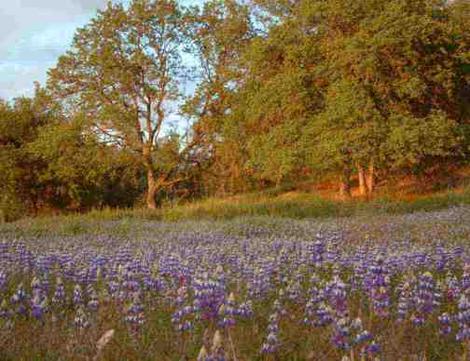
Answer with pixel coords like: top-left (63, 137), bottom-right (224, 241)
top-left (412, 272), bottom-right (439, 326)
top-left (107, 280), bottom-right (120, 299)
top-left (11, 283), bottom-right (28, 316)
top-left (351, 317), bottom-right (379, 357)
top-left (52, 277), bottom-right (66, 305)
top-left (172, 305), bottom-right (194, 332)
top-left (218, 293), bottom-right (236, 328)
top-left (332, 317), bottom-right (351, 350)
top-left (331, 315), bottom-right (378, 355)
top-left (87, 285), bottom-right (99, 311)
top-left (315, 301), bottom-right (334, 326)
top-left (236, 300), bottom-right (253, 318)
top-left (445, 273), bottom-right (461, 302)
top-left (351, 258), bottom-right (367, 292)
top-left (435, 245), bottom-right (449, 272)
top-left (351, 318), bottom-right (366, 340)
top-left (178, 320), bottom-right (193, 332)
top-left (31, 291), bottom-right (47, 320)
top-left (192, 270), bottom-right (226, 322)
top-left (354, 330), bottom-right (373, 344)
top-left (365, 256), bottom-right (390, 318)
top-left (304, 281), bottom-right (332, 327)
top-left (0, 271), bottom-right (7, 292)
top-left (247, 264), bottom-right (274, 299)
top-left (125, 292), bottom-right (145, 332)
top-left (122, 267), bottom-right (140, 295)
top-left (364, 340), bottom-right (380, 356)
top-left (397, 281), bottom-right (413, 322)
top-left (438, 312), bottom-right (452, 335)
top-left (261, 312), bottom-right (280, 354)
top-left (73, 284), bottom-right (83, 307)
top-left (326, 276), bottom-right (348, 319)
top-left (462, 263), bottom-right (470, 293)
top-left (456, 294), bottom-right (469, 342)
top-left (311, 234), bottom-right (325, 268)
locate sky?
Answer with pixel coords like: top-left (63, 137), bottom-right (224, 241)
top-left (0, 0), bottom-right (112, 100)
top-left (0, 0), bottom-right (200, 101)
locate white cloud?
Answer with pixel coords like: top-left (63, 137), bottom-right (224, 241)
top-left (0, 62), bottom-right (52, 99)
top-left (0, 0), bottom-right (201, 100)
top-left (0, 0), bottom-right (108, 99)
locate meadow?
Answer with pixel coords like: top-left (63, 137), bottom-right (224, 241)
top-left (0, 204), bottom-right (469, 360)
top-left (1, 0), bottom-right (469, 359)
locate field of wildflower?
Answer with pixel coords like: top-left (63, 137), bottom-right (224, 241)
top-left (0, 206), bottom-right (469, 361)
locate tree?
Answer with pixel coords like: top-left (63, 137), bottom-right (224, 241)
top-left (0, 85), bottom-right (59, 220)
top-left (2, 0), bottom-right (467, 217)
top-left (208, 0), bottom-right (467, 196)
top-left (26, 117), bottom-right (143, 211)
top-left (184, 0), bottom-right (253, 194)
top-left (235, 3), bottom-right (322, 187)
top-left (305, 78), bottom-right (386, 197)
top-left (48, 0), bottom-right (191, 209)
top-left (304, 0), bottom-right (465, 195)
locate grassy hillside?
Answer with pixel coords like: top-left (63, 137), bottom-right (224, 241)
top-left (2, 185), bottom-right (470, 238)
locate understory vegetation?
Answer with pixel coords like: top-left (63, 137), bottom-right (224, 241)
top-left (0, 184), bottom-right (468, 235)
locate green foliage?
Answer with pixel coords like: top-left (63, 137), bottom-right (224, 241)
top-left (247, 121), bottom-right (304, 184)
top-left (197, 0), bottom-right (469, 193)
top-left (305, 78), bottom-right (385, 171)
top-left (0, 85), bottom-right (143, 219)
top-left (0, 87), bottom-right (58, 220)
top-left (48, 0), bottom-right (196, 209)
top-left (386, 110), bottom-right (460, 169)
top-left (26, 119), bottom-right (142, 209)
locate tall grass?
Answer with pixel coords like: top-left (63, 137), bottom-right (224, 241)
top-left (2, 186), bottom-right (469, 237)
top-left (172, 185), bottom-right (470, 219)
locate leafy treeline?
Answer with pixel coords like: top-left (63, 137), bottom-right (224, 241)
top-left (1, 0), bottom-right (469, 220)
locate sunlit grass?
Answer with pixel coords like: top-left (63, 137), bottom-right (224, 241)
top-left (2, 185), bottom-right (469, 237)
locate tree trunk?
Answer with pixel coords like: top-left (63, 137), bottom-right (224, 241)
top-left (339, 165), bottom-right (352, 199)
top-left (366, 160), bottom-right (375, 195)
top-left (339, 181), bottom-right (350, 199)
top-left (146, 168), bottom-right (158, 209)
top-left (358, 164), bottom-right (367, 196)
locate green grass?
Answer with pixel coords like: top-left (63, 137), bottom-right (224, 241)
top-left (2, 185), bottom-right (469, 237)
top-left (161, 186), bottom-right (470, 221)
